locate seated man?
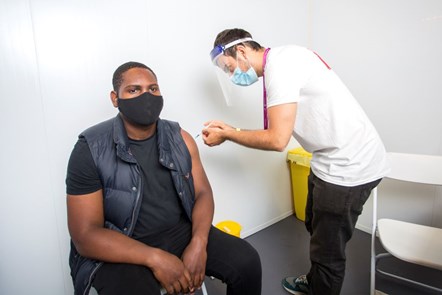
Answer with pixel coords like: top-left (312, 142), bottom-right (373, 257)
top-left (66, 61), bottom-right (262, 295)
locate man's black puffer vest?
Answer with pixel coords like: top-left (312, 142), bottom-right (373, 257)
top-left (69, 115), bottom-right (195, 295)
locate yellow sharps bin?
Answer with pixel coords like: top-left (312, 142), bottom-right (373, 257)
top-left (287, 147), bottom-right (312, 221)
top-left (215, 220), bottom-right (242, 238)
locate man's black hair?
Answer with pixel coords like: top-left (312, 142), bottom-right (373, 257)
top-left (112, 61), bottom-right (157, 92)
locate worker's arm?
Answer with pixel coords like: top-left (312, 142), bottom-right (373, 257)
top-left (67, 190), bottom-right (192, 294)
top-left (202, 103), bottom-right (296, 152)
top-left (180, 129), bottom-right (215, 289)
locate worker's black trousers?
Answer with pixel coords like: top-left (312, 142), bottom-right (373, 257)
top-left (92, 219), bottom-right (262, 295)
top-left (305, 171), bottom-right (381, 295)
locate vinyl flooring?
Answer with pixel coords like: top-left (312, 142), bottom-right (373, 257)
top-left (204, 215), bottom-right (442, 295)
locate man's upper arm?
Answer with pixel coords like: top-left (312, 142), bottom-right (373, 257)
top-left (67, 190), bottom-right (104, 245)
top-left (66, 139), bottom-right (104, 243)
top-left (268, 102), bottom-right (297, 148)
top-left (180, 129), bottom-right (212, 200)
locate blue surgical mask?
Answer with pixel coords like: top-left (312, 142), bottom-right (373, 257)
top-left (230, 66), bottom-right (259, 86)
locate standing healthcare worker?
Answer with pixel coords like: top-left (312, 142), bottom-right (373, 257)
top-left (203, 28), bottom-right (390, 295)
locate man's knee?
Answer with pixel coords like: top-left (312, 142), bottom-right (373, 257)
top-left (241, 241), bottom-right (261, 271)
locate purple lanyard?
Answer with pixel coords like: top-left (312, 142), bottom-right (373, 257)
top-left (262, 48), bottom-right (271, 130)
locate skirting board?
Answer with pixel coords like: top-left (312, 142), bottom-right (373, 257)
top-left (238, 211), bottom-right (373, 237)
top-left (241, 210), bottom-right (295, 238)
top-left (356, 222), bottom-right (371, 234)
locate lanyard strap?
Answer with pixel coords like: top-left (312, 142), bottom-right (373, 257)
top-left (262, 48), bottom-right (271, 129)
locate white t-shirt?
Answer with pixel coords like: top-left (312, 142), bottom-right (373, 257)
top-left (265, 45), bottom-right (390, 186)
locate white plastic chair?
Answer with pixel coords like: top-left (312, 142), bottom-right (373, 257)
top-left (160, 282), bottom-right (208, 295)
top-left (370, 152), bottom-right (442, 294)
top-left (90, 281), bottom-right (208, 295)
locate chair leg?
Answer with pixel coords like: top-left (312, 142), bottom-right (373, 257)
top-left (201, 282), bottom-right (208, 295)
top-left (376, 253), bottom-right (442, 293)
top-left (370, 187), bottom-right (378, 295)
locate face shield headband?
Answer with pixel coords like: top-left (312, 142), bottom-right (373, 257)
top-left (210, 37), bottom-right (254, 66)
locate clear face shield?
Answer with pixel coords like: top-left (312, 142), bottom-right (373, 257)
top-left (210, 37), bottom-right (260, 106)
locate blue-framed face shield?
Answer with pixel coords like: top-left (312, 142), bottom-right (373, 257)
top-left (210, 45), bottom-right (224, 66)
top-left (210, 37), bottom-right (253, 68)
top-left (209, 37), bottom-right (257, 106)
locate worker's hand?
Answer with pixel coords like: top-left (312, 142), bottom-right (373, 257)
top-left (202, 120), bottom-right (233, 147)
top-left (181, 237), bottom-right (208, 292)
top-left (150, 249), bottom-right (193, 294)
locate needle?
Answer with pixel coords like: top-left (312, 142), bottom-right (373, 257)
top-left (195, 123), bottom-right (213, 139)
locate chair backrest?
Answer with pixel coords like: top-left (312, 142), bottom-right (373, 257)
top-left (387, 152), bottom-right (442, 186)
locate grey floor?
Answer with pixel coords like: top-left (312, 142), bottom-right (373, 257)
top-left (204, 215), bottom-right (442, 295)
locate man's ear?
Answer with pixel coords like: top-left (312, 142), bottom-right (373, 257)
top-left (110, 91), bottom-right (118, 108)
top-left (237, 44), bottom-right (249, 54)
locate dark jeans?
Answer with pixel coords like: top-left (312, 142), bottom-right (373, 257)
top-left (305, 171), bottom-right (381, 295)
top-left (92, 219), bottom-right (262, 295)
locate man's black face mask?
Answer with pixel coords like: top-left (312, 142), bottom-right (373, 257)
top-left (118, 92), bottom-right (164, 126)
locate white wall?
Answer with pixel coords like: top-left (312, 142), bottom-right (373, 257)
top-left (1, 0), bottom-right (441, 294)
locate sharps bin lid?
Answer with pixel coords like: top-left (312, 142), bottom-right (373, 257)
top-left (215, 220), bottom-right (242, 238)
top-left (287, 147), bottom-right (312, 168)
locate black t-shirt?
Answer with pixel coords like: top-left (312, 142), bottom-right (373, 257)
top-left (66, 138), bottom-right (102, 195)
top-left (65, 133), bottom-right (184, 239)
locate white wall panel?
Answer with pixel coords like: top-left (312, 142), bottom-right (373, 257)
top-left (0, 0), bottom-right (66, 294)
top-left (310, 0), bottom-right (442, 155)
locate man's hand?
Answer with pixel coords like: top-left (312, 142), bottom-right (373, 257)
top-left (182, 237), bottom-right (208, 291)
top-left (150, 249), bottom-right (193, 294)
top-left (202, 120), bottom-right (232, 147)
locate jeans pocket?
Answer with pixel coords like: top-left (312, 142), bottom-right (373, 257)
top-left (312, 179), bottom-right (351, 216)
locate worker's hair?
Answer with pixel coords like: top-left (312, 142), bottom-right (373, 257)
top-left (112, 61), bottom-right (157, 92)
top-left (213, 28), bottom-right (263, 58)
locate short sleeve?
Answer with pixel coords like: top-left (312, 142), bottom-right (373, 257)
top-left (66, 137), bottom-right (102, 195)
top-left (266, 46), bottom-right (316, 108)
